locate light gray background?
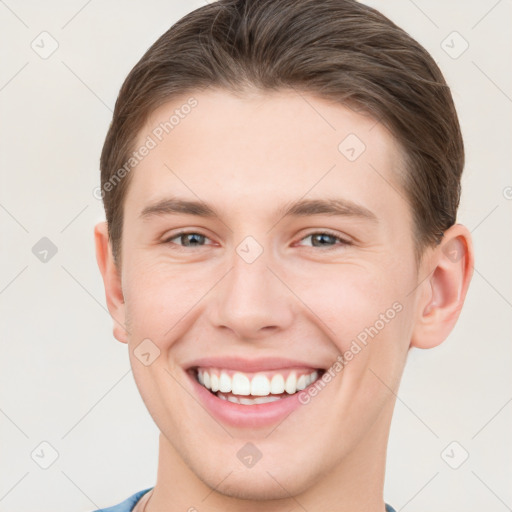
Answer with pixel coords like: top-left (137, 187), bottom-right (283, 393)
top-left (0, 1), bottom-right (511, 511)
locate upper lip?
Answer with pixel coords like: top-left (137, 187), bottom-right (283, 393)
top-left (185, 356), bottom-right (325, 373)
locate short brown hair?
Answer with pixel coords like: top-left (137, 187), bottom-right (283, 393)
top-left (100, 0), bottom-right (464, 268)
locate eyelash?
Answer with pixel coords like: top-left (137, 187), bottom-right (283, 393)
top-left (162, 230), bottom-right (352, 250)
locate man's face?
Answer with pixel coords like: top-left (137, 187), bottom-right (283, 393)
top-left (115, 89), bottom-right (423, 498)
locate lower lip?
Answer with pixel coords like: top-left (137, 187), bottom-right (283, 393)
top-left (187, 369), bottom-right (317, 429)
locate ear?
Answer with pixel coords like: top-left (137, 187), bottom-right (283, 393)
top-left (94, 221), bottom-right (128, 344)
top-left (410, 224), bottom-right (474, 349)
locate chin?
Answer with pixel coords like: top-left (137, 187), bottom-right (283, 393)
top-left (195, 459), bottom-right (319, 503)
top-left (210, 472), bottom-right (303, 501)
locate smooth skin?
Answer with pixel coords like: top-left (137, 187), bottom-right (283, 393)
top-left (95, 89), bottom-right (474, 512)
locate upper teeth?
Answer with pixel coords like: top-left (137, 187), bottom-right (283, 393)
top-left (197, 368), bottom-right (320, 396)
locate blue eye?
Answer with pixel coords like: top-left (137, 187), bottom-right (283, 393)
top-left (298, 232), bottom-right (351, 249)
top-left (163, 230), bottom-right (351, 250)
top-left (164, 232), bottom-right (212, 247)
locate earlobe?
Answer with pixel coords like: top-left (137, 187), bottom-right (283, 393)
top-left (94, 222), bottom-right (129, 344)
top-left (410, 224), bottom-right (474, 349)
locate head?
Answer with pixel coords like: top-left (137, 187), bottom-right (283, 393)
top-left (95, 0), bottom-right (473, 503)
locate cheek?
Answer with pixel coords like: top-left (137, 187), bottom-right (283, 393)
top-left (293, 265), bottom-right (404, 348)
top-left (122, 259), bottom-right (213, 341)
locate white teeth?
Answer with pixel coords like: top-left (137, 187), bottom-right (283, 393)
top-left (218, 392), bottom-right (283, 405)
top-left (307, 371), bottom-right (318, 386)
top-left (210, 373), bottom-right (219, 392)
top-left (270, 374), bottom-right (285, 394)
top-left (296, 374), bottom-right (307, 391)
top-left (285, 372), bottom-right (297, 394)
top-left (239, 395), bottom-right (282, 405)
top-left (203, 371), bottom-right (211, 389)
top-left (219, 371), bottom-right (231, 393)
top-left (196, 368), bottom-right (321, 397)
top-left (252, 395), bottom-right (281, 404)
top-left (250, 374), bottom-right (270, 396)
top-left (232, 372), bottom-right (251, 395)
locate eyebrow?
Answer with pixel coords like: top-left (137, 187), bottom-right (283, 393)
top-left (139, 197), bottom-right (378, 223)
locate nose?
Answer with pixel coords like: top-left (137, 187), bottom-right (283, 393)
top-left (208, 244), bottom-right (295, 340)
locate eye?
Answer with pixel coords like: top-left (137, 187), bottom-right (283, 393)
top-left (297, 231), bottom-right (352, 249)
top-left (162, 230), bottom-right (351, 250)
top-left (163, 231), bottom-right (214, 248)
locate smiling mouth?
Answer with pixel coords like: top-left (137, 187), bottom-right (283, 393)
top-left (190, 367), bottom-right (326, 405)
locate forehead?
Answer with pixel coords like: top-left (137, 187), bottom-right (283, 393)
top-left (126, 88), bottom-right (408, 224)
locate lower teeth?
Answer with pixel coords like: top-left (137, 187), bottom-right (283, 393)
top-left (216, 391), bottom-right (286, 405)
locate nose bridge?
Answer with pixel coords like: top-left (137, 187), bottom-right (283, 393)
top-left (210, 238), bottom-right (294, 337)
